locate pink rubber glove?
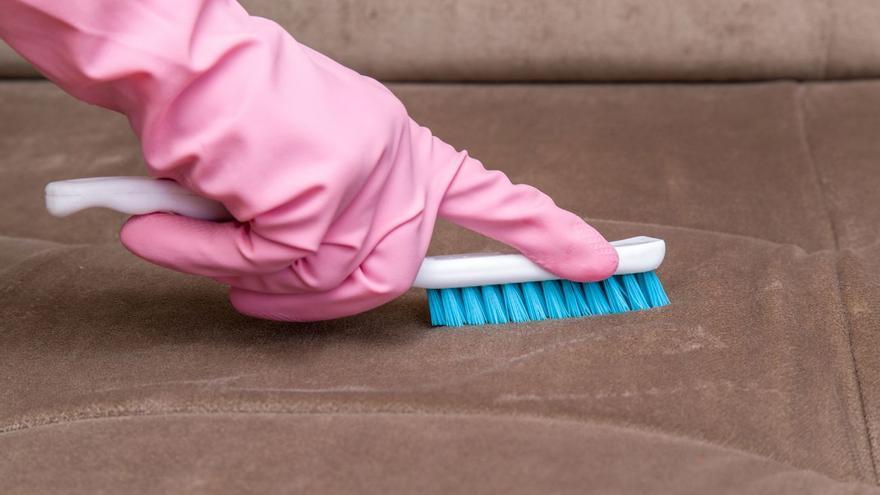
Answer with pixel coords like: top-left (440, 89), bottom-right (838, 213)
top-left (0, 0), bottom-right (618, 321)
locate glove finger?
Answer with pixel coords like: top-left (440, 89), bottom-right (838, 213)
top-left (438, 157), bottom-right (618, 282)
top-left (228, 215), bottom-right (425, 321)
top-left (120, 213), bottom-right (309, 277)
top-left (217, 243), bottom-right (362, 294)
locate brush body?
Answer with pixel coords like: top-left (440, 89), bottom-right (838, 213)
top-left (416, 236), bottom-right (669, 326)
top-left (45, 176), bottom-right (670, 326)
top-left (421, 237), bottom-right (668, 326)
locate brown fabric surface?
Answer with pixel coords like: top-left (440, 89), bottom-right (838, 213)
top-left (243, 0), bottom-right (880, 81)
top-left (802, 80), bottom-right (880, 479)
top-left (2, 80), bottom-right (880, 492)
top-left (5, 0), bottom-right (880, 81)
top-left (1, 415), bottom-right (876, 495)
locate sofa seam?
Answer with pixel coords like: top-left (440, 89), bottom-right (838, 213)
top-left (795, 83), bottom-right (878, 483)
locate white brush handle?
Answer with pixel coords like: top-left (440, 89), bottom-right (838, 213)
top-left (45, 177), bottom-right (231, 221)
top-left (415, 236), bottom-right (664, 288)
top-left (45, 177), bottom-right (666, 289)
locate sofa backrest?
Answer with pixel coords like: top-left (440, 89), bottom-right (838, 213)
top-left (3, 0), bottom-right (880, 81)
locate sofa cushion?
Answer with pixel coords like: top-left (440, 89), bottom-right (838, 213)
top-left (2, 80), bottom-right (880, 491)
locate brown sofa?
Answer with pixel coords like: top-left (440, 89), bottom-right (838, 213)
top-left (3, 1), bottom-right (880, 493)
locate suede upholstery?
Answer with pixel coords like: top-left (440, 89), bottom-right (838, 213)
top-left (4, 0), bottom-right (880, 81)
top-left (5, 0), bottom-right (880, 492)
top-left (3, 80), bottom-right (880, 492)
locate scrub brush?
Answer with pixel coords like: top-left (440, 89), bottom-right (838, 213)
top-left (45, 177), bottom-right (669, 327)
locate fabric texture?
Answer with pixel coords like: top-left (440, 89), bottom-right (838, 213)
top-left (2, 415), bottom-right (876, 495)
top-left (3, 80), bottom-right (880, 492)
top-left (4, 0), bottom-right (880, 81)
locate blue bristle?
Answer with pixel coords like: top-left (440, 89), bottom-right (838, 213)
top-left (461, 286), bottom-right (488, 325)
top-left (481, 285), bottom-right (509, 325)
top-left (621, 274), bottom-right (650, 311)
top-left (439, 288), bottom-right (466, 327)
top-left (602, 276), bottom-right (631, 313)
top-left (501, 283), bottom-right (530, 323)
top-left (637, 271), bottom-right (670, 308)
top-left (427, 289), bottom-right (445, 326)
top-left (560, 280), bottom-right (591, 317)
top-left (427, 271), bottom-right (669, 327)
top-left (541, 280), bottom-right (569, 319)
top-left (584, 282), bottom-right (612, 315)
top-left (521, 282), bottom-right (548, 321)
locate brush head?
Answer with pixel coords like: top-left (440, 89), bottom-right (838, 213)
top-left (425, 271), bottom-right (669, 327)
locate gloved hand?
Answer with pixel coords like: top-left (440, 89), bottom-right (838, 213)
top-left (0, 0), bottom-right (618, 321)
